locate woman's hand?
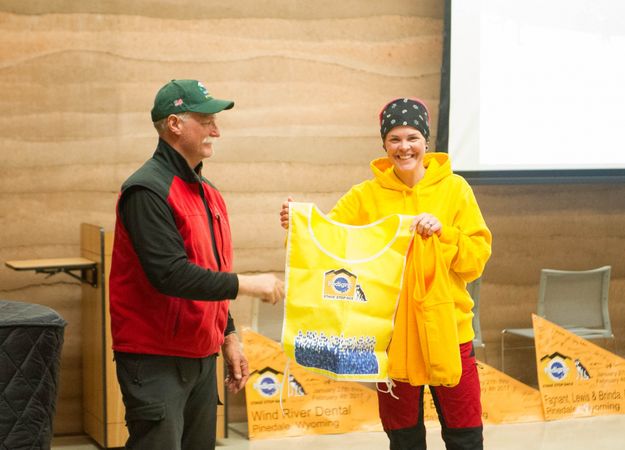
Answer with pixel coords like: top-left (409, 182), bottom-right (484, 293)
top-left (280, 196), bottom-right (293, 229)
top-left (410, 213), bottom-right (442, 238)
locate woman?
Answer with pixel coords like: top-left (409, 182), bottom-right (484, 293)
top-left (280, 97), bottom-right (492, 449)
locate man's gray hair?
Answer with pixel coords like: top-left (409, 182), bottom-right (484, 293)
top-left (153, 112), bottom-right (192, 133)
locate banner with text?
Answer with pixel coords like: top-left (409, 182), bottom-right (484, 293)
top-left (533, 314), bottom-right (625, 420)
top-left (243, 329), bottom-right (382, 440)
top-left (423, 361), bottom-right (544, 424)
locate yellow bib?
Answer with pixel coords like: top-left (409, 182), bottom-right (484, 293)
top-left (282, 202), bottom-right (413, 381)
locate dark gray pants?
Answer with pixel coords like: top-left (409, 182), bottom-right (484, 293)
top-left (114, 352), bottom-right (218, 450)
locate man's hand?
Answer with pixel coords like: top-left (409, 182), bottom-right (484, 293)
top-left (221, 333), bottom-right (249, 394)
top-left (237, 273), bottom-right (284, 305)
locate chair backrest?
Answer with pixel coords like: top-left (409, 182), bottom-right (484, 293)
top-left (537, 265), bottom-right (611, 332)
top-left (468, 277), bottom-right (483, 346)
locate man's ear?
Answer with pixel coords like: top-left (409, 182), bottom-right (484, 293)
top-left (167, 115), bottom-right (184, 135)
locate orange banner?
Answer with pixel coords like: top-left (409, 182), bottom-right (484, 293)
top-left (533, 314), bottom-right (625, 420)
top-left (242, 329), bottom-right (382, 440)
top-left (423, 361), bottom-right (544, 424)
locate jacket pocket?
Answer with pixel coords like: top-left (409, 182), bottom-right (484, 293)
top-left (422, 300), bottom-right (461, 386)
top-left (124, 402), bottom-right (167, 447)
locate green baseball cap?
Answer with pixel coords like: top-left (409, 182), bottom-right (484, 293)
top-left (151, 79), bottom-right (234, 122)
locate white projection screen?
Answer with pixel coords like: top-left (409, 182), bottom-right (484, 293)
top-left (445, 0), bottom-right (625, 182)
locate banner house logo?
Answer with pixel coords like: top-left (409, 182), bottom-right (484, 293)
top-left (541, 352), bottom-right (573, 382)
top-left (252, 368), bottom-right (280, 398)
top-left (323, 269), bottom-right (359, 300)
top-left (251, 367), bottom-right (306, 398)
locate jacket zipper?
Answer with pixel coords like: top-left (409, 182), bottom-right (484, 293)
top-left (199, 184), bottom-right (227, 338)
top-left (198, 184), bottom-right (221, 271)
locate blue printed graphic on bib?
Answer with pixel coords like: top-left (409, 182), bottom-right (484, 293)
top-left (294, 331), bottom-right (379, 375)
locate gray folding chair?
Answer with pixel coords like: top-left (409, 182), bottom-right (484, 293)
top-left (501, 265), bottom-right (613, 372)
top-left (468, 277), bottom-right (486, 361)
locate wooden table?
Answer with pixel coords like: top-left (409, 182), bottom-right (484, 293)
top-left (5, 257), bottom-right (98, 287)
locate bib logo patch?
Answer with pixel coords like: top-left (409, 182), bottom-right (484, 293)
top-left (323, 269), bottom-right (356, 299)
top-left (323, 269), bottom-right (367, 301)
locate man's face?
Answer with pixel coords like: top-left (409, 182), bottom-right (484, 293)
top-left (178, 112), bottom-right (220, 162)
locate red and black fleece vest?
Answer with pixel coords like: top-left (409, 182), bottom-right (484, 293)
top-left (109, 140), bottom-right (233, 358)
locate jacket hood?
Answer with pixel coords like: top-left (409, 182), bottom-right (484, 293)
top-left (370, 152), bottom-right (452, 191)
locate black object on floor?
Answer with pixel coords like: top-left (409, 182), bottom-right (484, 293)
top-left (0, 300), bottom-right (67, 450)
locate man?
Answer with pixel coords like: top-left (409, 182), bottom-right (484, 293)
top-left (109, 79), bottom-right (284, 450)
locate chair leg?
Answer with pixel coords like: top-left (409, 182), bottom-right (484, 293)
top-left (475, 344), bottom-right (487, 364)
top-left (500, 332), bottom-right (506, 373)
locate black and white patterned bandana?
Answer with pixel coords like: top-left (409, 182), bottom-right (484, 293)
top-left (379, 98), bottom-right (430, 141)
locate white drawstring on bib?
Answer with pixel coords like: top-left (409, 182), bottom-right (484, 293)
top-left (377, 378), bottom-right (399, 400)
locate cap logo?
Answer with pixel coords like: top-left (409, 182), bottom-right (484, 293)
top-left (197, 82), bottom-right (210, 99)
top-left (174, 98), bottom-right (184, 106)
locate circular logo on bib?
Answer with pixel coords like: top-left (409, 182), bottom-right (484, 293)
top-left (333, 276), bottom-right (350, 293)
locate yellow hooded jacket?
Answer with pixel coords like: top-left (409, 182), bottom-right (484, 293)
top-left (328, 153), bottom-right (492, 385)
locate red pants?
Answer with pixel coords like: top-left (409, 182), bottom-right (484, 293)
top-left (376, 342), bottom-right (483, 450)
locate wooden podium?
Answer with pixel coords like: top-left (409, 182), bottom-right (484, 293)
top-left (80, 223), bottom-right (126, 447)
top-left (6, 223), bottom-right (226, 448)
